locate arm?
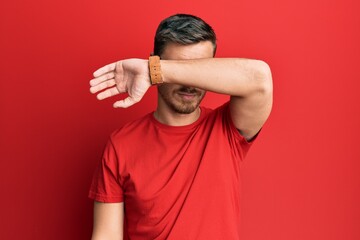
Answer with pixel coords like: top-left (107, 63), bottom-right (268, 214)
top-left (91, 201), bottom-right (124, 240)
top-left (90, 58), bottom-right (273, 140)
top-left (161, 58), bottom-right (273, 140)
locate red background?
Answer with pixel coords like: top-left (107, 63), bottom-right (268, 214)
top-left (1, 0), bottom-right (359, 239)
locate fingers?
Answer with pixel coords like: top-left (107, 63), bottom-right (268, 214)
top-left (96, 87), bottom-right (120, 100)
top-left (113, 97), bottom-right (139, 108)
top-left (93, 62), bottom-right (116, 78)
top-left (90, 79), bottom-right (116, 94)
top-left (90, 60), bottom-right (142, 108)
top-left (90, 72), bottom-right (115, 87)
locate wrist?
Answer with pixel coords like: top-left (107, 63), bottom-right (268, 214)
top-left (148, 56), bottom-right (164, 85)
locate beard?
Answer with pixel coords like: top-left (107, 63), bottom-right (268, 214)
top-left (158, 84), bottom-right (206, 114)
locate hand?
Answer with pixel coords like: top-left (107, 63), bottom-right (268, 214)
top-left (89, 59), bottom-right (151, 108)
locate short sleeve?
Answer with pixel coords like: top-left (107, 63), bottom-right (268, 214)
top-left (217, 102), bottom-right (258, 160)
top-left (88, 138), bottom-right (124, 203)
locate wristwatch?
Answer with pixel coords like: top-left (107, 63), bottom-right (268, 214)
top-left (148, 55), bottom-right (163, 85)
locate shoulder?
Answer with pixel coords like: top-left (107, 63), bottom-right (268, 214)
top-left (201, 101), bottom-right (252, 141)
top-left (110, 112), bottom-right (153, 143)
top-left (200, 101), bottom-right (231, 122)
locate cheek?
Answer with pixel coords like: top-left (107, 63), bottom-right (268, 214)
top-left (158, 85), bottom-right (170, 95)
top-left (158, 84), bottom-right (180, 95)
top-left (158, 85), bottom-right (174, 100)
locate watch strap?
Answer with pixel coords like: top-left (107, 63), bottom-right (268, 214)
top-left (148, 55), bottom-right (163, 85)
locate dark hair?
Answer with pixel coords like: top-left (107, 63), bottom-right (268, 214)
top-left (153, 14), bottom-right (217, 56)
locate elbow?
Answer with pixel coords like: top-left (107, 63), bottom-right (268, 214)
top-left (254, 60), bottom-right (273, 96)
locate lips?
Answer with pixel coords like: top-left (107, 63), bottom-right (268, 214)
top-left (177, 91), bottom-right (198, 101)
top-left (178, 91), bottom-right (197, 96)
top-left (175, 87), bottom-right (202, 101)
top-left (178, 92), bottom-right (196, 99)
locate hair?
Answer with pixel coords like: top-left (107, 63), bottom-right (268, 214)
top-left (153, 14), bottom-right (217, 56)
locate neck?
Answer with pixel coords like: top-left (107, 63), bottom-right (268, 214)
top-left (154, 107), bottom-right (201, 126)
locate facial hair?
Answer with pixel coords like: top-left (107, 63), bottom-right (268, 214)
top-left (158, 84), bottom-right (206, 114)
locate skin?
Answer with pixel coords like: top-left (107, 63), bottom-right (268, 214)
top-left (90, 41), bottom-right (273, 240)
top-left (155, 42), bottom-right (213, 126)
top-left (91, 202), bottom-right (124, 240)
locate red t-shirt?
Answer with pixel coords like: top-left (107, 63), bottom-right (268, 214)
top-left (89, 102), bottom-right (255, 239)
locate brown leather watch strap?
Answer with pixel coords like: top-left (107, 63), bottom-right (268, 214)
top-left (148, 55), bottom-right (163, 85)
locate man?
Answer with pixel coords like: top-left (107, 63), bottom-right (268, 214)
top-left (89, 14), bottom-right (272, 240)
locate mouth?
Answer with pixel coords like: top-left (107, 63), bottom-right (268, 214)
top-left (177, 88), bottom-right (199, 100)
top-left (177, 92), bottom-right (196, 100)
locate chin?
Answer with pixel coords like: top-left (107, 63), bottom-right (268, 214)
top-left (170, 101), bottom-right (200, 114)
top-left (158, 86), bottom-right (205, 114)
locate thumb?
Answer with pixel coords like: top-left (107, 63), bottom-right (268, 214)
top-left (113, 97), bottom-right (139, 108)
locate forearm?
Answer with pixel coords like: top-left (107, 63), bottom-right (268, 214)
top-left (160, 58), bottom-right (272, 97)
